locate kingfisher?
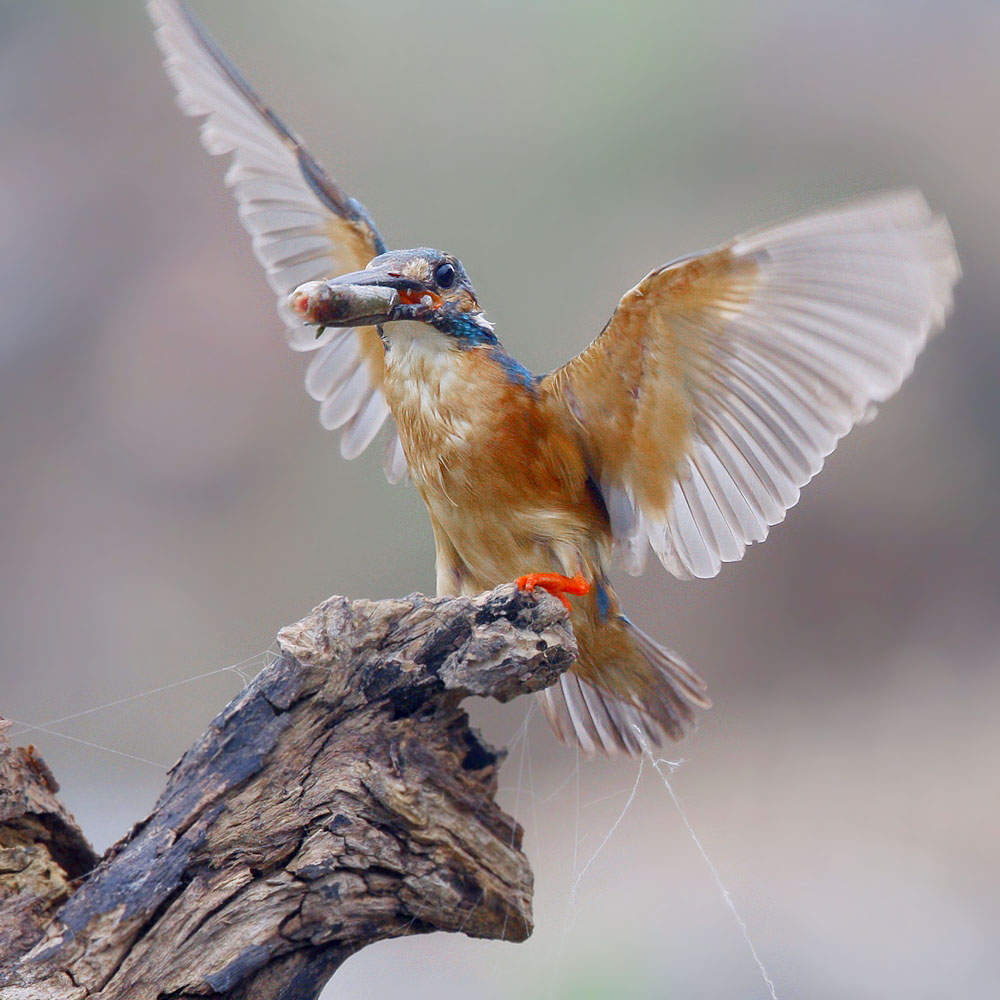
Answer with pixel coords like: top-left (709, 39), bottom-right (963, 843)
top-left (150, 1), bottom-right (959, 755)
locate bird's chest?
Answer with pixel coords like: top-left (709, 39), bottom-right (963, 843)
top-left (382, 330), bottom-right (599, 582)
top-left (382, 335), bottom-right (492, 496)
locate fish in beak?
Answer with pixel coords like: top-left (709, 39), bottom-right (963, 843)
top-left (290, 266), bottom-right (402, 329)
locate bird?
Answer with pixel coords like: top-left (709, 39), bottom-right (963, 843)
top-left (149, 0), bottom-right (960, 755)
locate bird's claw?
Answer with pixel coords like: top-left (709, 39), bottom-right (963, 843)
top-left (515, 572), bottom-right (591, 612)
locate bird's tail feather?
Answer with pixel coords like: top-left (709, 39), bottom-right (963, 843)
top-left (538, 621), bottom-right (710, 756)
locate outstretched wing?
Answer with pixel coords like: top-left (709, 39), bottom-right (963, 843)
top-left (542, 190), bottom-right (960, 579)
top-left (148, 0), bottom-right (408, 482)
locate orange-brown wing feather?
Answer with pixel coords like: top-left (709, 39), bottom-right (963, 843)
top-left (149, 0), bottom-right (407, 481)
top-left (543, 191), bottom-right (959, 578)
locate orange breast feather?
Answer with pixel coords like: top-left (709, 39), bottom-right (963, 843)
top-left (387, 345), bottom-right (609, 584)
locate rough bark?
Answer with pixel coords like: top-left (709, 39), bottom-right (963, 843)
top-left (0, 585), bottom-right (575, 999)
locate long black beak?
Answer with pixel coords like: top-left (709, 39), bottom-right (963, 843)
top-left (289, 263), bottom-right (405, 328)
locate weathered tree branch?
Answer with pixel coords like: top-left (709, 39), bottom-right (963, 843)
top-left (0, 585), bottom-right (575, 999)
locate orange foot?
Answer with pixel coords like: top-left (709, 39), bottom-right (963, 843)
top-left (515, 572), bottom-right (591, 612)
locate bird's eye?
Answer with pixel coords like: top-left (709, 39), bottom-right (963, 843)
top-left (434, 262), bottom-right (457, 289)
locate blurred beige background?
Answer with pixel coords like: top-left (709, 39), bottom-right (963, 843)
top-left (2, 0), bottom-right (998, 997)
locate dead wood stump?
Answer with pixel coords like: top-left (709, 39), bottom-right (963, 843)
top-left (0, 584), bottom-right (575, 999)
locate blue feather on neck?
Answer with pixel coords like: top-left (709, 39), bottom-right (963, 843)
top-left (437, 310), bottom-right (497, 345)
top-left (438, 311), bottom-right (538, 390)
top-left (488, 348), bottom-right (537, 390)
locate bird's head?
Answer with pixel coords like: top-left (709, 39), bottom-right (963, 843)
top-left (290, 248), bottom-right (495, 347)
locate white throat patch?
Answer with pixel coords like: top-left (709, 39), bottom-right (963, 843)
top-left (381, 320), bottom-right (456, 372)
